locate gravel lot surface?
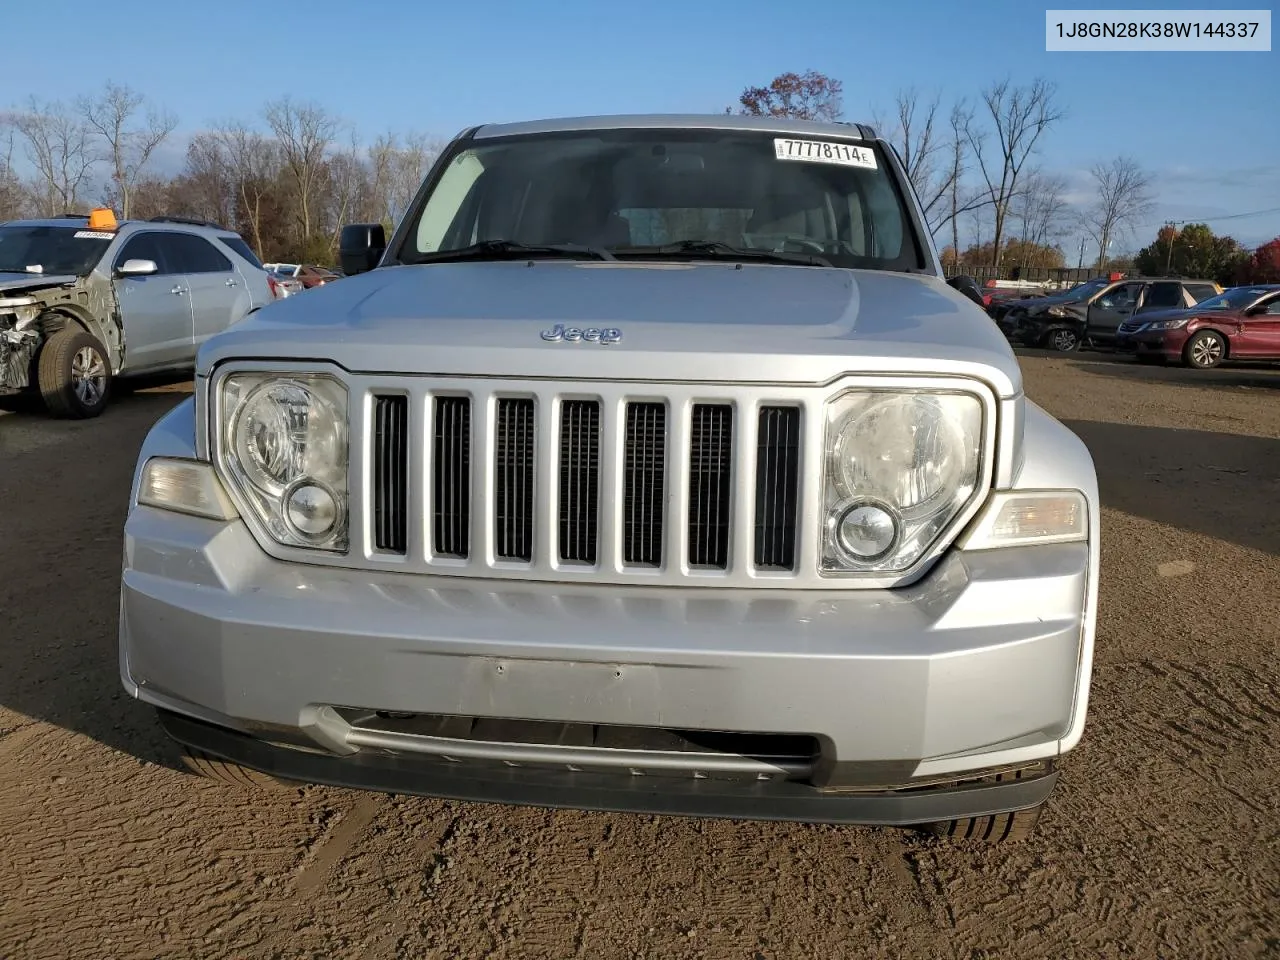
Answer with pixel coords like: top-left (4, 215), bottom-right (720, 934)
top-left (1, 351), bottom-right (1277, 959)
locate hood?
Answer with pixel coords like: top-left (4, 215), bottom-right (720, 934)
top-left (0, 272), bottom-right (80, 295)
top-left (199, 260), bottom-right (1023, 397)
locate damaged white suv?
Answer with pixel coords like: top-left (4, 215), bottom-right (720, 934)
top-left (120, 115), bottom-right (1100, 842)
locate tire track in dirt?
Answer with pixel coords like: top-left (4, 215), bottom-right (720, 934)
top-left (292, 793), bottom-right (383, 893)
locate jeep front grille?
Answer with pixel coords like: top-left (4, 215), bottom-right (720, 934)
top-left (365, 382), bottom-right (805, 583)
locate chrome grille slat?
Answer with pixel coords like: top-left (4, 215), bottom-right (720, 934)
top-left (558, 400), bottom-right (601, 564)
top-left (623, 402), bottom-right (666, 566)
top-left (494, 398), bottom-right (535, 562)
top-left (372, 395), bottom-right (409, 554)
top-left (688, 403), bottom-right (733, 569)
top-left (754, 406), bottom-right (801, 570)
top-left (432, 396), bottom-right (471, 558)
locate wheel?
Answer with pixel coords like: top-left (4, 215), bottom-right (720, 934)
top-left (179, 745), bottom-right (299, 790)
top-left (1046, 327), bottom-right (1080, 352)
top-left (37, 327), bottom-right (111, 418)
top-left (1183, 330), bottom-right (1226, 369)
top-left (917, 803), bottom-right (1043, 842)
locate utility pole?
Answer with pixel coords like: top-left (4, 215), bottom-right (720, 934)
top-left (1164, 221), bottom-right (1177, 275)
top-left (1077, 237), bottom-right (1086, 270)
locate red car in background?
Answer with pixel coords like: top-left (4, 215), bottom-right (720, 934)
top-left (294, 264), bottom-right (341, 288)
top-left (1116, 284), bottom-right (1280, 368)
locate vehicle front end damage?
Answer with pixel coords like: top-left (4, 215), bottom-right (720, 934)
top-left (0, 293), bottom-right (42, 394)
top-left (0, 273), bottom-right (124, 414)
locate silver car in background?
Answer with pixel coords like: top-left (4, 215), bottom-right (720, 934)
top-left (120, 114), bottom-right (1100, 842)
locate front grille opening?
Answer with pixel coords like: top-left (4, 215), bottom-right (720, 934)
top-left (494, 398), bottom-right (535, 562)
top-left (623, 401), bottom-right (667, 566)
top-left (558, 400), bottom-right (601, 563)
top-left (433, 396), bottom-right (471, 558)
top-left (754, 405), bottom-right (801, 569)
top-left (372, 395), bottom-right (409, 554)
top-left (688, 404), bottom-right (733, 569)
top-left (342, 709), bottom-right (821, 768)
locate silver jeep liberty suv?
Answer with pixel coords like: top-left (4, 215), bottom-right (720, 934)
top-left (120, 114), bottom-right (1099, 843)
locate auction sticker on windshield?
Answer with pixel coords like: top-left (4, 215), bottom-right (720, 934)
top-left (773, 138), bottom-right (877, 169)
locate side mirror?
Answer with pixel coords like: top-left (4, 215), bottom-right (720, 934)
top-left (946, 274), bottom-right (985, 307)
top-left (116, 258), bottom-right (158, 277)
top-left (339, 223), bottom-right (387, 276)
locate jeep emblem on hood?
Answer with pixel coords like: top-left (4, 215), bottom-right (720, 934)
top-left (541, 324), bottom-right (621, 344)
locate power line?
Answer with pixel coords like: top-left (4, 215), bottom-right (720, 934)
top-left (1143, 204), bottom-right (1280, 228)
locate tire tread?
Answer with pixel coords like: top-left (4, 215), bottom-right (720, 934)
top-left (180, 745), bottom-right (297, 790)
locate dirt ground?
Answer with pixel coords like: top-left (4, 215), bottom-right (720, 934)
top-left (0, 351), bottom-right (1276, 960)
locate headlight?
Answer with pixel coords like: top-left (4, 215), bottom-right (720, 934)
top-left (218, 372), bottom-right (349, 551)
top-left (822, 390), bottom-right (983, 574)
top-left (1147, 318), bottom-right (1189, 330)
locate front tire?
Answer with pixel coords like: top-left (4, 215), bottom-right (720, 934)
top-left (1046, 327), bottom-right (1080, 352)
top-left (37, 327), bottom-right (111, 418)
top-left (918, 803), bottom-right (1043, 842)
top-left (1183, 330), bottom-right (1226, 369)
top-left (179, 745), bottom-right (299, 790)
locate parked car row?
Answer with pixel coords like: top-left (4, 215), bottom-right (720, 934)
top-left (980, 272), bottom-right (1280, 369)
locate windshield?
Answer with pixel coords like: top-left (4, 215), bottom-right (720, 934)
top-left (397, 128), bottom-right (924, 272)
top-left (1194, 286), bottom-right (1274, 310)
top-left (0, 225), bottom-right (112, 276)
top-left (1059, 278), bottom-right (1111, 303)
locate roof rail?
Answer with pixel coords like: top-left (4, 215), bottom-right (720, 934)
top-left (57, 213), bottom-right (88, 218)
top-left (836, 121), bottom-right (878, 140)
top-left (148, 215), bottom-right (227, 230)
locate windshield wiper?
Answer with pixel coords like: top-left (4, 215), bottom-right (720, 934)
top-left (612, 240), bottom-right (832, 268)
top-left (406, 239), bottom-right (616, 265)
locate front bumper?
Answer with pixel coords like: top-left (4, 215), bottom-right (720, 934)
top-left (1117, 329), bottom-right (1183, 358)
top-left (122, 499), bottom-right (1090, 824)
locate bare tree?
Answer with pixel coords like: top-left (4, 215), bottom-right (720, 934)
top-left (180, 133), bottom-right (236, 226)
top-left (964, 78), bottom-right (1065, 268)
top-left (877, 88), bottom-right (953, 228)
top-left (264, 97), bottom-right (339, 241)
top-left (0, 117), bottom-right (26, 221)
top-left (945, 101), bottom-right (971, 268)
top-left (1078, 157), bottom-right (1154, 271)
top-left (322, 130), bottom-right (369, 254)
top-left (80, 81), bottom-right (177, 218)
top-left (368, 131), bottom-right (440, 228)
top-left (1011, 169), bottom-right (1070, 257)
top-left (215, 122), bottom-right (281, 258)
top-left (12, 97), bottom-right (98, 215)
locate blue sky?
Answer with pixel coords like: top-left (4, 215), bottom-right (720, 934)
top-left (5, 0), bottom-right (1278, 251)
